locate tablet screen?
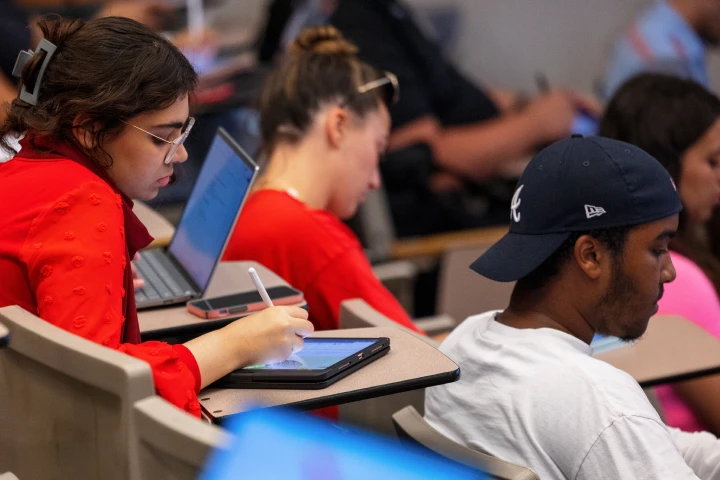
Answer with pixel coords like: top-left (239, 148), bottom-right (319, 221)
top-left (244, 339), bottom-right (378, 371)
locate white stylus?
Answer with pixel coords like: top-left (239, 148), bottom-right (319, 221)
top-left (248, 267), bottom-right (274, 308)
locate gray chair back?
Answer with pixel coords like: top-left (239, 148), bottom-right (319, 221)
top-left (354, 187), bottom-right (396, 263)
top-left (392, 406), bottom-right (539, 480)
top-left (133, 396), bottom-right (232, 480)
top-left (0, 305), bottom-right (155, 480)
top-left (437, 245), bottom-right (515, 323)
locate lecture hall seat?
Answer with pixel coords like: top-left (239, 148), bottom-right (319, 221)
top-left (392, 405), bottom-right (539, 480)
top-left (132, 396), bottom-right (232, 480)
top-left (337, 299), bottom-right (439, 435)
top-left (0, 305), bottom-right (155, 480)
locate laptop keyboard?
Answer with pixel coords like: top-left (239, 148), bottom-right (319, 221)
top-left (134, 252), bottom-right (188, 305)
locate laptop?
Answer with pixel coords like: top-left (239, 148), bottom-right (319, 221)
top-left (199, 408), bottom-right (482, 480)
top-left (134, 127), bottom-right (259, 310)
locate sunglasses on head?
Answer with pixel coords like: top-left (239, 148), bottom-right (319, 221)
top-left (356, 71), bottom-right (399, 106)
top-left (277, 71), bottom-right (399, 136)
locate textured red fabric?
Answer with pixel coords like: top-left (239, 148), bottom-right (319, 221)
top-left (174, 343), bottom-right (202, 394)
top-left (223, 190), bottom-right (423, 334)
top-left (0, 138), bottom-right (202, 417)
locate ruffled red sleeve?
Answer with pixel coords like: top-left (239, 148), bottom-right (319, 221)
top-left (20, 181), bottom-right (202, 417)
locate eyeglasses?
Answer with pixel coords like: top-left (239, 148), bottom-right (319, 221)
top-left (121, 117), bottom-right (196, 164)
top-left (357, 71), bottom-right (399, 106)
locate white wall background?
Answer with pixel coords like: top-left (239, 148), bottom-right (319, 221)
top-left (216, 0), bottom-right (720, 96)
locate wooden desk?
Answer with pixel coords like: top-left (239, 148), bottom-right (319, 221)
top-left (0, 322), bottom-right (8, 348)
top-left (138, 261), bottom-right (304, 340)
top-left (199, 326), bottom-right (460, 424)
top-left (132, 202), bottom-right (176, 249)
top-left (390, 226), bottom-right (508, 261)
top-left (595, 315), bottom-right (720, 387)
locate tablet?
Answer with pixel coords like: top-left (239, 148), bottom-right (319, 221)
top-left (212, 337), bottom-right (390, 390)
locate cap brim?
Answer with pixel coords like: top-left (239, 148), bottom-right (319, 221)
top-left (469, 231), bottom-right (572, 282)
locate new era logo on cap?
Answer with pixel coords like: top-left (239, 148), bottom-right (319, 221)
top-left (584, 204), bottom-right (606, 219)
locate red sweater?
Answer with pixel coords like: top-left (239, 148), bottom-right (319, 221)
top-left (223, 190), bottom-right (422, 333)
top-left (0, 139), bottom-right (202, 417)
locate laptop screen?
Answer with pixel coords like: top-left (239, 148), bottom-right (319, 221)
top-left (199, 408), bottom-right (481, 480)
top-left (167, 128), bottom-right (258, 290)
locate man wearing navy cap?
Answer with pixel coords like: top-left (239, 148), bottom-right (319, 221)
top-left (425, 135), bottom-right (720, 479)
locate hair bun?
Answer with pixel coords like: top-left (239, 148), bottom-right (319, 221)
top-left (289, 26), bottom-right (358, 56)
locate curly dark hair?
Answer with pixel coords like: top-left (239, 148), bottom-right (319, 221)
top-left (0, 15), bottom-right (198, 169)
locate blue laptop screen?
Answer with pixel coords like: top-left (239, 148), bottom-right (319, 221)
top-left (167, 131), bottom-right (256, 290)
top-left (199, 408), bottom-right (482, 480)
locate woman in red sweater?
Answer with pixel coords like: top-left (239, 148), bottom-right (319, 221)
top-left (0, 16), bottom-right (313, 417)
top-left (223, 26), bottom-right (422, 334)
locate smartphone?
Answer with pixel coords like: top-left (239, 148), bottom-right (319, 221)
top-left (571, 110), bottom-right (599, 136)
top-left (186, 286), bottom-right (304, 319)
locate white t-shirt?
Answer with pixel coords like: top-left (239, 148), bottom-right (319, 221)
top-left (425, 311), bottom-right (720, 480)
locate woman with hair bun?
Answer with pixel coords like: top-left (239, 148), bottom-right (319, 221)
top-left (0, 16), bottom-right (313, 417)
top-left (224, 26), bottom-right (423, 333)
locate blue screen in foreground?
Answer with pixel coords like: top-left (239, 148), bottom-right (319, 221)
top-left (199, 408), bottom-right (483, 480)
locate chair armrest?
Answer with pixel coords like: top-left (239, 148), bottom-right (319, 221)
top-left (373, 260), bottom-right (418, 283)
top-left (413, 314), bottom-right (457, 337)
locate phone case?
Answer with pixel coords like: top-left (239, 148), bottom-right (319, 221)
top-left (186, 289), bottom-right (304, 319)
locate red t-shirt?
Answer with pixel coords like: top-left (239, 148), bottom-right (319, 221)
top-left (224, 190), bottom-right (421, 333)
top-left (0, 141), bottom-right (202, 417)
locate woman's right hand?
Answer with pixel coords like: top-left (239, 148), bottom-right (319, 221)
top-left (184, 306), bottom-right (314, 388)
top-left (229, 306), bottom-right (314, 366)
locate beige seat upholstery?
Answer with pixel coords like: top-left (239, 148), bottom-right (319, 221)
top-left (437, 245), bottom-right (515, 324)
top-left (353, 187), bottom-right (420, 316)
top-left (392, 406), bottom-right (539, 480)
top-left (372, 260), bottom-right (418, 314)
top-left (338, 299), bottom-right (439, 435)
top-left (0, 305), bottom-right (155, 480)
top-left (133, 396), bottom-right (232, 480)
top-left (339, 297), bottom-right (456, 342)
top-left (0, 473), bottom-right (19, 480)
top-left (356, 188), bottom-right (397, 264)
top-left (339, 299), bottom-right (438, 345)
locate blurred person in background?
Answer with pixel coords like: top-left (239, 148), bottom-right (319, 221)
top-left (329, 0), bottom-right (601, 236)
top-left (603, 0), bottom-right (720, 99)
top-left (256, 0), bottom-right (601, 236)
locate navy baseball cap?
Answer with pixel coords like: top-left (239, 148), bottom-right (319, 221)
top-left (470, 135), bottom-right (682, 282)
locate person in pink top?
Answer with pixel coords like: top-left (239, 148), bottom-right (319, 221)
top-left (600, 73), bottom-right (720, 434)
